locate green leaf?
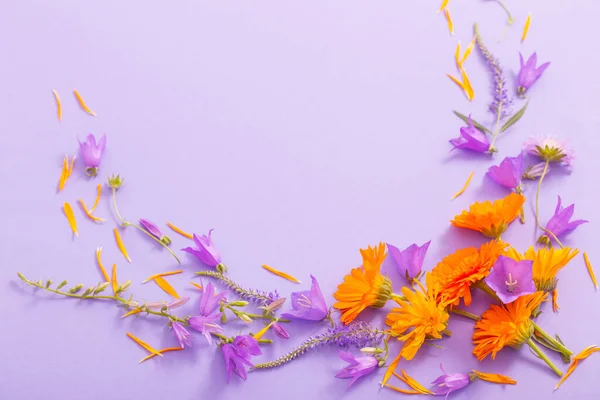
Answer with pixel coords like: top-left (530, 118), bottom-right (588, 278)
top-left (500, 100), bottom-right (530, 133)
top-left (453, 111), bottom-right (492, 134)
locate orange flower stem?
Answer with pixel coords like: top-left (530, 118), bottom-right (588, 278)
top-left (534, 160), bottom-right (565, 249)
top-left (527, 338), bottom-right (563, 377)
top-left (449, 308), bottom-right (480, 321)
top-left (530, 321), bottom-right (572, 359)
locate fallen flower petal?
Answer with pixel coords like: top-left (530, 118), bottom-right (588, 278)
top-left (262, 264), bottom-right (301, 284)
top-left (461, 37), bottom-right (476, 64)
top-left (438, 0), bottom-right (449, 13)
top-left (452, 171), bottom-right (474, 200)
top-left (63, 202), bottom-right (78, 237)
top-left (90, 184), bottom-right (102, 213)
top-left (154, 276), bottom-right (180, 298)
top-left (189, 282), bottom-right (203, 290)
top-left (121, 309), bottom-right (141, 319)
top-left (253, 322), bottom-right (274, 340)
top-left (126, 332), bottom-right (162, 357)
top-left (444, 8), bottom-right (454, 35)
top-left (111, 264), bottom-right (118, 295)
top-left (583, 252), bottom-right (598, 289)
top-left (555, 345), bottom-right (600, 390)
top-left (382, 383), bottom-right (421, 395)
top-left (552, 289), bottom-right (560, 313)
top-left (447, 73), bottom-right (465, 90)
top-left (167, 222), bottom-right (194, 239)
top-left (521, 14), bottom-right (531, 42)
top-left (471, 370), bottom-right (517, 384)
top-left (52, 90), bottom-right (62, 122)
top-left (461, 66), bottom-right (475, 100)
top-left (78, 199), bottom-right (106, 223)
top-left (114, 228), bottom-right (132, 263)
top-left (73, 89), bottom-right (97, 116)
top-left (382, 351), bottom-right (402, 386)
top-left (396, 370), bottom-right (433, 394)
top-left (139, 347), bottom-right (183, 363)
top-left (142, 270), bottom-right (184, 284)
top-left (95, 247), bottom-right (110, 282)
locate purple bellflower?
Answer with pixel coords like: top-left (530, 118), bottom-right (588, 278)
top-left (272, 322), bottom-right (290, 339)
top-left (387, 240), bottom-right (431, 282)
top-left (450, 117), bottom-right (490, 153)
top-left (139, 218), bottom-right (171, 246)
top-left (171, 321), bottom-right (192, 348)
top-left (222, 335), bottom-right (262, 381)
top-left (335, 350), bottom-right (379, 387)
top-left (524, 137), bottom-right (573, 167)
top-left (188, 282), bottom-right (227, 344)
top-left (78, 133), bottom-right (106, 176)
top-left (182, 229), bottom-right (224, 271)
top-left (486, 153), bottom-right (523, 190)
top-left (431, 364), bottom-right (471, 398)
top-left (539, 196), bottom-right (588, 245)
top-left (517, 53), bottom-right (550, 98)
top-left (281, 275), bottom-right (328, 321)
top-left (485, 256), bottom-right (536, 304)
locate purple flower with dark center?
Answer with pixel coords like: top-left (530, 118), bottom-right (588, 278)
top-left (281, 275), bottom-right (328, 321)
top-left (272, 322), bottom-right (290, 339)
top-left (222, 335), bottom-right (262, 381)
top-left (171, 321), bottom-right (192, 348)
top-left (78, 133), bottom-right (106, 176)
top-left (182, 229), bottom-right (223, 269)
top-left (188, 282), bottom-right (227, 344)
top-left (487, 153), bottom-right (523, 189)
top-left (431, 364), bottom-right (471, 398)
top-left (517, 53), bottom-right (550, 98)
top-left (139, 218), bottom-right (171, 246)
top-left (449, 117), bottom-right (490, 153)
top-left (485, 256), bottom-right (536, 304)
top-left (335, 350), bottom-right (378, 387)
top-left (538, 196), bottom-right (588, 245)
top-left (387, 240), bottom-right (431, 282)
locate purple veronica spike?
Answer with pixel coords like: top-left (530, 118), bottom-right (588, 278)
top-left (281, 275), bottom-right (328, 321)
top-left (272, 322), bottom-right (290, 339)
top-left (487, 153), bottom-right (523, 189)
top-left (517, 52), bottom-right (551, 98)
top-left (182, 230), bottom-right (223, 268)
top-left (335, 350), bottom-right (378, 387)
top-left (171, 322), bottom-right (192, 348)
top-left (387, 241), bottom-right (431, 282)
top-left (450, 117), bottom-right (490, 153)
top-left (78, 133), bottom-right (106, 176)
top-left (485, 256), bottom-right (536, 304)
top-left (188, 282), bottom-right (227, 344)
top-left (431, 364), bottom-right (470, 398)
top-left (540, 196), bottom-right (588, 244)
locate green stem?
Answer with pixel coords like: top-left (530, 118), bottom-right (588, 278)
top-left (535, 160), bottom-right (565, 248)
top-left (112, 187), bottom-right (126, 225)
top-left (531, 321), bottom-right (572, 358)
top-left (516, 186), bottom-right (526, 224)
top-left (390, 293), bottom-right (407, 302)
top-left (449, 308), bottom-right (481, 321)
top-left (496, 0), bottom-right (515, 26)
top-left (488, 103), bottom-right (503, 152)
top-left (527, 338), bottom-right (563, 377)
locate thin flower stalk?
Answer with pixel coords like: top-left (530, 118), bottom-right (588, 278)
top-left (527, 338), bottom-right (563, 377)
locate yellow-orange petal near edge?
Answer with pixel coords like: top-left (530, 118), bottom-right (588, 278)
top-left (114, 228), bottom-right (132, 263)
top-left (382, 351), bottom-right (402, 386)
top-left (52, 90), bottom-right (62, 122)
top-left (90, 184), bottom-right (102, 213)
top-left (460, 67), bottom-right (475, 101)
top-left (444, 8), bottom-right (454, 35)
top-left (126, 332), bottom-right (163, 357)
top-left (437, 0), bottom-right (449, 13)
top-left (555, 345), bottom-right (600, 390)
top-left (189, 282), bottom-right (203, 290)
top-left (142, 270), bottom-right (184, 284)
top-left (121, 309), bottom-right (141, 319)
top-left (451, 171), bottom-right (474, 200)
top-left (583, 252), bottom-right (598, 289)
top-left (139, 347), bottom-right (183, 363)
top-left (455, 42), bottom-right (461, 67)
top-left (79, 199), bottom-right (106, 223)
top-left (472, 370), bottom-right (517, 385)
top-left (552, 289), bottom-right (560, 313)
top-left (382, 384), bottom-right (421, 395)
top-left (96, 247), bottom-right (110, 282)
top-left (395, 370), bottom-right (434, 394)
top-left (73, 89), bottom-right (97, 116)
top-left (262, 264), bottom-right (301, 284)
top-left (461, 37), bottom-right (476, 64)
top-left (167, 222), bottom-right (194, 239)
top-left (111, 264), bottom-right (119, 295)
top-left (521, 14), bottom-right (531, 43)
top-left (63, 202), bottom-right (78, 236)
top-left (154, 276), bottom-right (180, 298)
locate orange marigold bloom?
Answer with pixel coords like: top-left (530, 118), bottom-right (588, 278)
top-left (472, 291), bottom-right (547, 360)
top-left (385, 274), bottom-right (449, 360)
top-left (506, 246), bottom-right (579, 292)
top-left (430, 240), bottom-right (507, 306)
top-left (451, 192), bottom-right (525, 238)
top-left (334, 243), bottom-right (393, 324)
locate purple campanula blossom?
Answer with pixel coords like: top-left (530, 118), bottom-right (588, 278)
top-left (171, 322), bottom-right (192, 348)
top-left (387, 241), bottom-right (431, 282)
top-left (431, 364), bottom-right (471, 398)
top-left (335, 350), bottom-right (378, 387)
top-left (539, 196), bottom-right (588, 245)
top-left (182, 229), bottom-right (223, 269)
top-left (272, 322), bottom-right (290, 339)
top-left (486, 153), bottom-right (523, 189)
top-left (188, 282), bottom-right (227, 344)
top-left (78, 133), bottom-right (106, 176)
top-left (281, 275), bottom-right (328, 321)
top-left (517, 53), bottom-right (550, 98)
top-left (524, 136), bottom-right (573, 166)
top-left (139, 218), bottom-right (171, 246)
top-left (449, 118), bottom-right (490, 153)
top-left (485, 256), bottom-right (536, 304)
top-left (222, 336), bottom-right (262, 382)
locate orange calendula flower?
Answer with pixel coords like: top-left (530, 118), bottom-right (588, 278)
top-left (555, 345), bottom-right (600, 390)
top-left (430, 240), bottom-right (507, 306)
top-left (451, 192), bottom-right (525, 238)
top-left (472, 291), bottom-right (547, 360)
top-left (385, 274), bottom-right (449, 360)
top-left (333, 243), bottom-right (393, 324)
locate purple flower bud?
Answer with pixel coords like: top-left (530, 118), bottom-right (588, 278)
top-left (387, 241), bottom-right (431, 282)
top-left (272, 322), bottom-right (290, 339)
top-left (145, 301), bottom-right (167, 310)
top-left (517, 52), bottom-right (550, 98)
top-left (431, 364), bottom-right (471, 397)
top-left (335, 350), bottom-right (378, 387)
top-left (484, 256), bottom-right (536, 304)
top-left (140, 218), bottom-right (171, 246)
top-left (172, 321), bottom-right (192, 348)
top-left (166, 296), bottom-right (190, 310)
top-left (487, 153), bottom-right (523, 189)
top-left (78, 133), bottom-right (106, 176)
top-left (450, 117), bottom-right (490, 153)
top-left (181, 229), bottom-right (222, 268)
top-left (539, 196), bottom-right (588, 245)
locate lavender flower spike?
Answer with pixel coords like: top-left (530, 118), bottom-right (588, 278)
top-left (387, 240), bottom-right (431, 282)
top-left (281, 275), bottom-right (328, 321)
top-left (486, 153), bottom-right (523, 189)
top-left (450, 117), bottom-right (491, 153)
top-left (171, 321), bottom-right (192, 348)
top-left (182, 229), bottom-right (224, 271)
top-left (78, 133), bottom-right (106, 176)
top-left (431, 364), bottom-right (471, 398)
top-left (335, 350), bottom-right (378, 387)
top-left (517, 53), bottom-right (550, 98)
top-left (222, 335), bottom-right (261, 381)
top-left (188, 282), bottom-right (227, 344)
top-left (139, 218), bottom-right (171, 246)
top-left (485, 256), bottom-right (536, 304)
top-left (538, 196), bottom-right (588, 246)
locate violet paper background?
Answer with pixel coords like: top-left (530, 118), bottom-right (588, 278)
top-left (1, 1), bottom-right (600, 399)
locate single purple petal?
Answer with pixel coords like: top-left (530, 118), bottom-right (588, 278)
top-left (139, 218), bottom-right (163, 239)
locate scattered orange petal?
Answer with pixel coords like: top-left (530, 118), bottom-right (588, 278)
top-left (121, 309), bottom-right (142, 319)
top-left (96, 247), bottom-right (110, 282)
top-left (253, 322), bottom-right (274, 340)
top-left (455, 42), bottom-right (461, 68)
top-left (583, 252), bottom-right (598, 289)
top-left (139, 347), bottom-right (183, 363)
top-left (154, 276), bottom-right (180, 298)
top-left (382, 384), bottom-right (421, 395)
top-left (461, 37), bottom-right (476, 64)
top-left (73, 89), bottom-right (97, 116)
top-left (382, 351), bottom-right (402, 386)
top-left (68, 155), bottom-right (76, 176)
top-left (63, 202), bottom-right (78, 237)
top-left (521, 14), bottom-right (531, 43)
top-left (261, 264), bottom-right (301, 284)
top-left (447, 74), bottom-right (465, 90)
top-left (114, 228), bottom-right (132, 263)
top-left (552, 289), bottom-right (560, 313)
top-left (460, 66), bottom-right (474, 101)
top-left (79, 199), bottom-right (106, 223)
top-left (126, 332), bottom-right (162, 357)
top-left (111, 264), bottom-right (118, 295)
top-left (437, 0), bottom-right (449, 13)
top-left (166, 222), bottom-right (194, 239)
top-left (396, 370), bottom-right (434, 394)
top-left (451, 171), bottom-right (474, 200)
top-left (472, 370), bottom-right (517, 384)
top-left (142, 270), bottom-right (184, 284)
top-left (52, 90), bottom-right (62, 122)
top-left (444, 8), bottom-right (454, 35)
top-left (90, 184), bottom-right (102, 213)
top-left (58, 156), bottom-right (68, 191)
top-left (555, 345), bottom-right (600, 390)
top-left (189, 282), bottom-right (203, 290)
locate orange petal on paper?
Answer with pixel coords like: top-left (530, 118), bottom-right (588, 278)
top-left (461, 37), bottom-right (476, 64)
top-left (437, 0), bottom-right (449, 13)
top-left (451, 171), bottom-right (475, 200)
top-left (111, 264), bottom-right (118, 295)
top-left (154, 276), bottom-right (180, 298)
top-left (96, 247), bottom-right (110, 282)
top-left (189, 282), bottom-right (203, 290)
top-left (63, 202), bottom-right (78, 236)
top-left (90, 184), bottom-right (102, 213)
top-left (52, 90), bottom-right (62, 122)
top-left (126, 332), bottom-right (162, 357)
top-left (261, 264), bottom-right (301, 284)
top-left (396, 370), bottom-right (434, 394)
top-left (382, 351), bottom-right (402, 386)
top-left (58, 156), bottom-right (68, 191)
top-left (555, 346), bottom-right (600, 390)
top-left (166, 222), bottom-right (194, 239)
top-left (583, 252), bottom-right (598, 289)
top-left (67, 155), bottom-right (76, 177)
top-left (460, 67), bottom-right (475, 101)
top-left (444, 8), bottom-right (454, 35)
top-left (552, 289), bottom-right (560, 313)
top-left (79, 199), bottom-right (106, 223)
top-left (73, 89), bottom-right (97, 116)
top-left (472, 370), bottom-right (517, 385)
top-left (521, 14), bottom-right (531, 42)
top-left (455, 42), bottom-right (461, 68)
top-left (139, 347), bottom-right (183, 363)
top-left (383, 384), bottom-right (421, 395)
top-left (142, 270), bottom-right (184, 284)
top-left (121, 309), bottom-right (142, 319)
top-left (447, 74), bottom-right (465, 90)
top-left (253, 322), bottom-right (274, 340)
top-left (114, 228), bottom-right (132, 263)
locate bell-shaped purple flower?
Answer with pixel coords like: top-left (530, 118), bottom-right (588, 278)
top-left (272, 322), bottom-right (290, 339)
top-left (539, 196), bottom-right (588, 245)
top-left (487, 153), bottom-right (523, 189)
top-left (517, 52), bottom-right (550, 98)
top-left (139, 218), bottom-right (171, 246)
top-left (188, 282), bottom-right (227, 344)
top-left (485, 256), bottom-right (536, 304)
top-left (281, 275), bottom-right (328, 321)
top-left (78, 133), bottom-right (106, 176)
top-left (449, 117), bottom-right (490, 153)
top-left (431, 364), bottom-right (471, 398)
top-left (182, 229), bottom-right (223, 269)
top-left (335, 350), bottom-right (378, 387)
top-left (387, 241), bottom-right (430, 282)
top-left (222, 335), bottom-right (262, 381)
top-left (171, 321), bottom-right (192, 348)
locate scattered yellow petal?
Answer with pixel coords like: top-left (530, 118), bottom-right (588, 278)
top-left (126, 332), bottom-right (162, 357)
top-left (154, 276), bottom-right (180, 298)
top-left (142, 270), bottom-right (184, 284)
top-left (63, 202), bottom-right (78, 237)
top-left (90, 184), bottom-right (102, 213)
top-left (73, 89), bottom-right (97, 116)
top-left (437, 0), bottom-right (449, 13)
top-left (189, 282), bottom-right (203, 290)
top-left (382, 383), bottom-right (421, 395)
top-left (461, 37), bottom-right (476, 64)
top-left (111, 264), bottom-right (119, 295)
top-left (555, 345), bottom-right (600, 390)
top-left (583, 252), bottom-right (598, 289)
top-left (444, 8), bottom-right (454, 35)
top-left (121, 309), bottom-right (142, 319)
top-left (78, 199), bottom-right (106, 223)
top-left (68, 155), bottom-right (76, 176)
top-left (552, 289), bottom-right (560, 313)
top-left (139, 347), bottom-right (183, 363)
top-left (396, 370), bottom-right (434, 395)
top-left (521, 14), bottom-right (531, 43)
top-left (447, 74), bottom-right (465, 90)
top-left (253, 322), bottom-right (274, 340)
top-left (472, 370), bottom-right (517, 385)
top-left (460, 66), bottom-right (475, 101)
top-left (382, 351), bottom-right (402, 386)
top-left (261, 264), bottom-right (301, 284)
top-left (52, 90), bottom-right (62, 122)
top-left (455, 42), bottom-right (461, 68)
top-left (451, 171), bottom-right (475, 200)
top-left (96, 247), bottom-right (110, 282)
top-left (114, 228), bottom-right (132, 263)
top-left (166, 222), bottom-right (194, 239)
top-left (58, 156), bottom-right (68, 191)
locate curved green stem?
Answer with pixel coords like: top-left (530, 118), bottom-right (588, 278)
top-left (450, 308), bottom-right (481, 321)
top-left (535, 160), bottom-right (565, 248)
top-left (488, 103), bottom-right (503, 152)
top-left (496, 0), bottom-right (514, 26)
top-left (527, 338), bottom-right (563, 377)
top-left (112, 187), bottom-right (127, 225)
top-left (531, 321), bottom-right (572, 358)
